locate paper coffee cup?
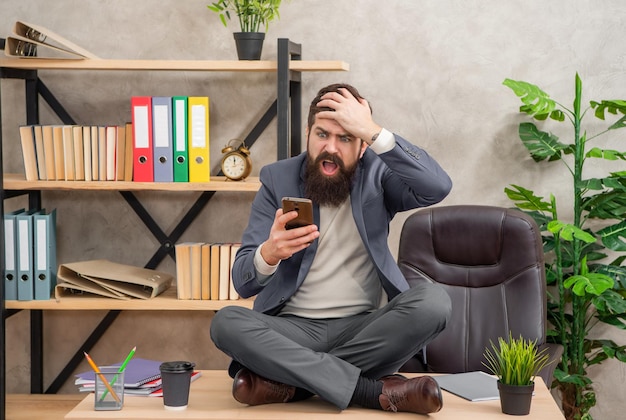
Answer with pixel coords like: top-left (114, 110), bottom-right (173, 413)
top-left (159, 361), bottom-right (195, 410)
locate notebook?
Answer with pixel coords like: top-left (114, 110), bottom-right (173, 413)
top-left (434, 371), bottom-right (499, 402)
top-left (75, 358), bottom-right (161, 388)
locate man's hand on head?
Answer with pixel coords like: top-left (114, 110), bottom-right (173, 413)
top-left (315, 88), bottom-right (382, 145)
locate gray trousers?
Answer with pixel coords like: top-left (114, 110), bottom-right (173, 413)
top-left (210, 282), bottom-right (451, 409)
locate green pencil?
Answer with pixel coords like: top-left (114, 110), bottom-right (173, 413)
top-left (99, 346), bottom-right (136, 401)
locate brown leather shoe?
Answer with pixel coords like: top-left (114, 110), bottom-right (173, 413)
top-left (232, 368), bottom-right (296, 406)
top-left (379, 373), bottom-right (408, 386)
top-left (379, 375), bottom-right (443, 414)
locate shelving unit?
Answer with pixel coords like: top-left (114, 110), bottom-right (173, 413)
top-left (0, 39), bottom-right (348, 420)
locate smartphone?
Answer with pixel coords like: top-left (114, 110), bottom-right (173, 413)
top-left (282, 197), bottom-right (314, 229)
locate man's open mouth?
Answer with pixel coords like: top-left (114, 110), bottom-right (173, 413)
top-left (321, 160), bottom-right (339, 176)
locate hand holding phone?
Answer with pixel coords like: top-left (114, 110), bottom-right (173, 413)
top-left (282, 197), bottom-right (314, 229)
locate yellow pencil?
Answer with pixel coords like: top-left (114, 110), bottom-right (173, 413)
top-left (83, 352), bottom-right (121, 403)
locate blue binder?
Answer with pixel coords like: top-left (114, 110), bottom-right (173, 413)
top-left (3, 208), bottom-right (25, 300)
top-left (16, 209), bottom-right (37, 301)
top-left (33, 208), bottom-right (57, 300)
top-left (152, 96), bottom-right (174, 182)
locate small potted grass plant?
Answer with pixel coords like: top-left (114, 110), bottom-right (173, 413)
top-left (483, 333), bottom-right (551, 415)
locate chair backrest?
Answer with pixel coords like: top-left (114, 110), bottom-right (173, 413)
top-left (397, 205), bottom-right (547, 374)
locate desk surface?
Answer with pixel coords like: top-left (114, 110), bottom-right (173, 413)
top-left (7, 394), bottom-right (85, 420)
top-left (65, 370), bottom-right (564, 419)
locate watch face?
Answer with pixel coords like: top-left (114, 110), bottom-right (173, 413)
top-left (222, 153), bottom-right (248, 179)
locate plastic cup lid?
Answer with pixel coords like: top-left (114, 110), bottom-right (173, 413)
top-left (159, 361), bottom-right (195, 373)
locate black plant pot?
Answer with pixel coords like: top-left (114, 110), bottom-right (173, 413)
top-left (233, 32), bottom-right (265, 60)
top-left (497, 381), bottom-right (534, 415)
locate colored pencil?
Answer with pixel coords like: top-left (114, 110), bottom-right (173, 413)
top-left (84, 352), bottom-right (121, 403)
top-left (99, 346), bottom-right (136, 401)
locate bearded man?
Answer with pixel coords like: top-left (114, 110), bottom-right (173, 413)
top-left (210, 83), bottom-right (453, 414)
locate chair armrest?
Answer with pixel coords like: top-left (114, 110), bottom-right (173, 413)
top-left (538, 342), bottom-right (564, 387)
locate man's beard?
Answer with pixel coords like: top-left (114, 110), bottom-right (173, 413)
top-left (304, 151), bottom-right (357, 207)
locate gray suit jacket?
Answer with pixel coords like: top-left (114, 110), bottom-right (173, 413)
top-left (232, 134), bottom-right (452, 315)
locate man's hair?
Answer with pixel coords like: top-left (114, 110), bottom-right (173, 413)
top-left (307, 83), bottom-right (368, 130)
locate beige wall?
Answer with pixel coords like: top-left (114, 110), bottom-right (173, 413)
top-left (2, 0), bottom-right (626, 417)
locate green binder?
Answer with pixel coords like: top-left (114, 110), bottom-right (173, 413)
top-left (172, 96), bottom-right (189, 182)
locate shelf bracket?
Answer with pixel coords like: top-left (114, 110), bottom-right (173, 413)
top-left (277, 39), bottom-right (302, 160)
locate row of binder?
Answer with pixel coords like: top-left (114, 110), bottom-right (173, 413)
top-left (3, 208), bottom-right (57, 301)
top-left (175, 242), bottom-right (240, 300)
top-left (131, 96), bottom-right (211, 183)
top-left (19, 124), bottom-right (133, 182)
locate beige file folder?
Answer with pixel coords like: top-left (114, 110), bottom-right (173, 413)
top-left (55, 259), bottom-right (173, 300)
top-left (5, 21), bottom-right (99, 59)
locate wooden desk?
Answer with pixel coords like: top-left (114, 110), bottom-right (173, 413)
top-left (65, 371), bottom-right (564, 419)
top-left (7, 394), bottom-right (85, 420)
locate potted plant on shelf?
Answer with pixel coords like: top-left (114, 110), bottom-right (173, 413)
top-left (483, 334), bottom-right (551, 415)
top-left (207, 0), bottom-right (284, 60)
top-left (503, 74), bottom-right (626, 419)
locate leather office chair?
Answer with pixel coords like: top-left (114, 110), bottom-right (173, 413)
top-left (397, 205), bottom-right (563, 386)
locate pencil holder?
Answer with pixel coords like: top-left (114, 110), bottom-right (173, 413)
top-left (94, 366), bottom-right (124, 411)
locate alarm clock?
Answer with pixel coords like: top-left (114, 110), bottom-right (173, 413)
top-left (221, 139), bottom-right (252, 181)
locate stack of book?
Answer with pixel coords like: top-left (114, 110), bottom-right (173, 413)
top-left (3, 208), bottom-right (56, 301)
top-left (174, 242), bottom-right (240, 300)
top-left (75, 358), bottom-right (201, 397)
top-left (19, 124), bottom-right (133, 182)
top-left (130, 96), bottom-right (210, 183)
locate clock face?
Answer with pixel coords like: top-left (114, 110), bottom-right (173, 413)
top-left (222, 153), bottom-right (249, 180)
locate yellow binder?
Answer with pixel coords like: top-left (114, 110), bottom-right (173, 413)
top-left (187, 96), bottom-right (210, 182)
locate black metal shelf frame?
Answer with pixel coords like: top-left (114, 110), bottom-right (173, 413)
top-left (0, 38), bottom-right (303, 420)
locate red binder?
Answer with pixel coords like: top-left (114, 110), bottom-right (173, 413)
top-left (131, 96), bottom-right (154, 182)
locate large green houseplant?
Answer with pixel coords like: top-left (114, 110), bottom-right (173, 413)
top-left (503, 74), bottom-right (626, 419)
top-left (207, 0), bottom-right (283, 60)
